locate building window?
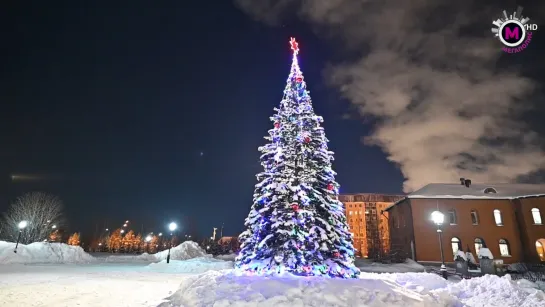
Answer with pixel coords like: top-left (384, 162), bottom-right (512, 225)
top-left (493, 209), bottom-right (503, 226)
top-left (499, 239), bottom-right (510, 256)
top-left (349, 211), bottom-right (353, 215)
top-left (448, 209), bottom-right (457, 225)
top-left (451, 237), bottom-right (461, 255)
top-left (532, 208), bottom-right (542, 225)
top-left (470, 210), bottom-right (479, 225)
top-left (474, 238), bottom-right (484, 255)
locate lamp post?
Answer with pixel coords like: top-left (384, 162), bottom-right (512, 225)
top-left (14, 220), bottom-right (28, 253)
top-left (431, 211), bottom-right (448, 279)
top-left (167, 222), bottom-right (177, 263)
top-left (145, 235), bottom-right (152, 253)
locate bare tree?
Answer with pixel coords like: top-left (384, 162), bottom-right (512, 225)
top-left (1, 192), bottom-right (64, 244)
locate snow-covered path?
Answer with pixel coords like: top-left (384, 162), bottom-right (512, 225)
top-left (0, 263), bottom-right (183, 307)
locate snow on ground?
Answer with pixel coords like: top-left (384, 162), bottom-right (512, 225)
top-left (1, 241), bottom-right (544, 306)
top-left (0, 241), bottom-right (94, 264)
top-left (0, 263), bottom-right (181, 307)
top-left (0, 261), bottom-right (544, 306)
top-left (356, 258), bottom-right (426, 273)
top-left (161, 270), bottom-right (545, 307)
top-left (147, 257), bottom-right (234, 274)
top-left (215, 253), bottom-right (237, 261)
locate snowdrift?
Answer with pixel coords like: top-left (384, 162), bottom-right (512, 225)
top-left (0, 241), bottom-right (94, 264)
top-left (101, 241), bottom-right (208, 263)
top-left (160, 270), bottom-right (545, 307)
top-left (357, 258), bottom-right (426, 273)
top-left (153, 241), bottom-right (208, 261)
top-left (147, 257), bottom-right (234, 274)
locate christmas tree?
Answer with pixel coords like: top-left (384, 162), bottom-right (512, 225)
top-left (235, 38), bottom-right (359, 278)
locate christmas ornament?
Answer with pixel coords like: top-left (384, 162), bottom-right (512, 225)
top-left (296, 77), bottom-right (303, 83)
top-left (304, 136), bottom-right (311, 144)
top-left (327, 183), bottom-right (334, 191)
top-left (303, 266), bottom-right (311, 273)
top-left (333, 251), bottom-right (340, 258)
top-left (289, 116), bottom-right (296, 122)
top-left (291, 203), bottom-right (299, 211)
top-left (290, 37), bottom-right (299, 55)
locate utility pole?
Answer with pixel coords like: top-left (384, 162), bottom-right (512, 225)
top-left (220, 223), bottom-right (224, 238)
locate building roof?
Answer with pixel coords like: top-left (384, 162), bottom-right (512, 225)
top-left (384, 183), bottom-right (545, 211)
top-left (338, 193), bottom-right (405, 203)
top-left (408, 183), bottom-right (545, 200)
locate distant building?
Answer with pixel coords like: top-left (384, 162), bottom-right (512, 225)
top-left (218, 236), bottom-right (240, 252)
top-left (339, 193), bottom-right (405, 258)
top-left (386, 179), bottom-right (545, 264)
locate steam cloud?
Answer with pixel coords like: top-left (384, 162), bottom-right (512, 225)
top-left (236, 0), bottom-right (545, 192)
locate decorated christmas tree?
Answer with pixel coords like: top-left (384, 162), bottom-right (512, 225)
top-left (235, 38), bottom-right (359, 278)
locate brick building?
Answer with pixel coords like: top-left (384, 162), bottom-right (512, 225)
top-left (339, 193), bottom-right (405, 258)
top-left (386, 180), bottom-right (545, 264)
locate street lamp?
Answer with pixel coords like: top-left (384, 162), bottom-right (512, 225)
top-left (52, 225), bottom-right (57, 229)
top-left (431, 211), bottom-right (448, 279)
top-left (14, 220), bottom-right (28, 253)
top-left (120, 229), bottom-right (125, 234)
top-left (167, 222), bottom-right (177, 263)
top-left (145, 235), bottom-right (152, 253)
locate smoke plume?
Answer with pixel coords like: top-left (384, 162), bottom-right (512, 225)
top-left (236, 0), bottom-right (545, 192)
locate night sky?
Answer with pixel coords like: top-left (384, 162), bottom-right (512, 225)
top-left (1, 1), bottom-right (543, 239)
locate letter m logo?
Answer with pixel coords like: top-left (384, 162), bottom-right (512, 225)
top-left (505, 27), bottom-right (519, 39)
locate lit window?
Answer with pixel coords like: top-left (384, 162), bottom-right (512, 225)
top-left (493, 209), bottom-right (503, 226)
top-left (451, 237), bottom-right (461, 255)
top-left (499, 239), bottom-right (510, 256)
top-left (470, 210), bottom-right (479, 225)
top-left (448, 209), bottom-right (457, 224)
top-left (349, 211), bottom-right (353, 215)
top-left (474, 238), bottom-right (484, 254)
top-left (531, 208), bottom-right (542, 225)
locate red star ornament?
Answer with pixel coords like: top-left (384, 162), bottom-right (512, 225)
top-left (290, 37), bottom-right (299, 55)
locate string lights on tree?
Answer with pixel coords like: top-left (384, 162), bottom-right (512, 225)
top-left (235, 38), bottom-right (359, 279)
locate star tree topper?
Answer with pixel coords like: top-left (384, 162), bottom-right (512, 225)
top-left (290, 37), bottom-right (299, 55)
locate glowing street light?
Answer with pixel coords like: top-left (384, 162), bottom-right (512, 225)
top-left (144, 234), bottom-right (153, 253)
top-left (14, 220), bottom-right (28, 253)
top-left (125, 220), bottom-right (129, 223)
top-left (166, 222), bottom-right (178, 264)
top-left (158, 233), bottom-right (163, 237)
top-left (51, 225), bottom-right (57, 229)
top-left (18, 221), bottom-right (28, 229)
top-left (120, 229), bottom-right (125, 234)
top-left (123, 223), bottom-right (127, 227)
top-left (431, 210), bottom-right (447, 279)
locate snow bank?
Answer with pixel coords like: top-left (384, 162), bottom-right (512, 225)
top-left (160, 270), bottom-right (545, 307)
top-left (160, 270), bottom-right (450, 306)
top-left (356, 258), bottom-right (426, 273)
top-left (153, 241), bottom-right (208, 261)
top-left (432, 274), bottom-right (545, 307)
top-left (0, 241), bottom-right (94, 264)
top-left (147, 257), bottom-right (234, 274)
